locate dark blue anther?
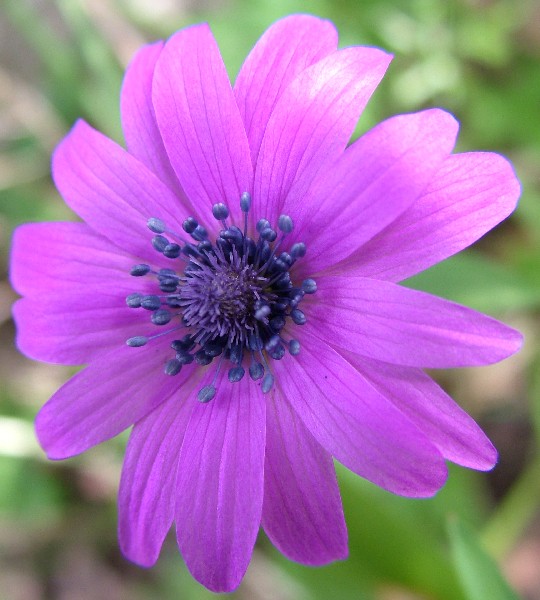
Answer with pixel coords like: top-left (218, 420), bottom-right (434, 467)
top-left (183, 217), bottom-right (198, 234)
top-left (152, 235), bottom-right (169, 253)
top-left (240, 192), bottom-right (251, 212)
top-left (126, 336), bottom-right (148, 347)
top-left (164, 243), bottom-right (181, 258)
top-left (279, 252), bottom-right (293, 266)
top-left (229, 344), bottom-right (243, 364)
top-left (289, 291), bottom-right (304, 308)
top-left (291, 308), bottom-right (306, 325)
top-left (176, 350), bottom-right (194, 365)
top-left (278, 215), bottom-right (293, 233)
top-left (130, 264), bottom-right (151, 276)
top-left (194, 349), bottom-right (213, 365)
top-left (249, 362), bottom-right (264, 380)
top-left (302, 278), bottom-right (317, 294)
top-left (198, 240), bottom-right (212, 253)
top-left (249, 334), bottom-right (263, 351)
top-left (164, 358), bottom-right (182, 376)
top-left (228, 366), bottom-right (245, 383)
top-left (265, 335), bottom-right (280, 351)
top-left (271, 259), bottom-right (288, 273)
top-left (216, 237), bottom-right (232, 255)
top-left (261, 227), bottom-right (277, 242)
top-left (270, 316), bottom-right (286, 331)
top-left (198, 385), bottom-right (216, 403)
top-left (262, 373), bottom-right (274, 394)
top-left (290, 242), bottom-right (306, 259)
top-left (151, 309), bottom-right (172, 325)
top-left (212, 203), bottom-right (229, 220)
top-left (204, 342), bottom-right (223, 357)
top-left (126, 293), bottom-right (142, 308)
top-left (269, 343), bottom-right (285, 360)
top-left (256, 219), bottom-right (270, 232)
top-left (147, 217), bottom-right (166, 233)
top-left (172, 335), bottom-right (195, 352)
top-left (182, 243), bottom-right (200, 258)
top-left (141, 295), bottom-right (161, 311)
top-left (191, 225), bottom-right (208, 241)
top-left (260, 241), bottom-right (272, 263)
top-left (221, 226), bottom-right (243, 246)
top-left (289, 339), bottom-right (301, 355)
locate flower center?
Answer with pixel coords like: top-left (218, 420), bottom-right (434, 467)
top-left (125, 193), bottom-right (316, 402)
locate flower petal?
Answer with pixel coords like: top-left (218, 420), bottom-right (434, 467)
top-left (10, 222), bottom-right (136, 297)
top-left (35, 339), bottom-right (193, 458)
top-left (262, 390), bottom-right (348, 565)
top-left (254, 45), bottom-right (392, 224)
top-left (343, 353), bottom-right (497, 470)
top-left (52, 119), bottom-right (192, 264)
top-left (234, 15), bottom-right (338, 161)
top-left (289, 109), bottom-right (459, 272)
top-left (175, 374), bottom-right (265, 592)
top-left (119, 389), bottom-right (195, 566)
top-left (153, 24), bottom-right (253, 226)
top-left (338, 152), bottom-right (521, 281)
top-left (120, 41), bottom-right (186, 196)
top-left (13, 290), bottom-right (156, 365)
top-left (272, 329), bottom-right (448, 497)
top-left (306, 275), bottom-right (523, 368)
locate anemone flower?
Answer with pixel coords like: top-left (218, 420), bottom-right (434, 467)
top-left (10, 14), bottom-right (522, 593)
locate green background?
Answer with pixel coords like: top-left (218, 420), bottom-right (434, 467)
top-left (0, 0), bottom-right (539, 598)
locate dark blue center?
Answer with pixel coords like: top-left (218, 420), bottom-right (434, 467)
top-left (125, 193), bottom-right (316, 402)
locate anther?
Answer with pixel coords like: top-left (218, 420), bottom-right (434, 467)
top-left (228, 366), bottom-right (245, 383)
top-left (277, 215), bottom-right (294, 234)
top-left (260, 227), bottom-right (277, 242)
top-left (126, 293), bottom-right (143, 308)
top-left (256, 219), bottom-right (270, 232)
top-left (147, 217), bottom-right (166, 234)
top-left (249, 362), bottom-right (264, 380)
top-left (130, 264), bottom-right (151, 276)
top-left (212, 203), bottom-right (229, 221)
top-left (290, 243), bottom-right (306, 259)
top-left (291, 308), bottom-right (307, 325)
top-left (182, 217), bottom-right (198, 234)
top-left (152, 235), bottom-right (169, 253)
top-left (126, 336), bottom-right (148, 347)
top-left (141, 295), bottom-right (161, 311)
top-left (255, 305), bottom-right (271, 321)
top-left (151, 309), bottom-right (172, 325)
top-left (289, 339), bottom-right (301, 355)
top-left (198, 385), bottom-right (216, 403)
top-left (302, 278), bottom-right (317, 294)
top-left (164, 358), bottom-right (182, 376)
top-left (240, 192), bottom-right (251, 212)
top-left (164, 243), bottom-right (181, 258)
top-left (262, 373), bottom-right (274, 394)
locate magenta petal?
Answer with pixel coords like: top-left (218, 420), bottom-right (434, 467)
top-left (290, 109), bottom-right (459, 271)
top-left (10, 222), bottom-right (136, 297)
top-left (52, 120), bottom-right (192, 264)
top-left (13, 295), bottom-right (147, 365)
top-left (272, 329), bottom-right (448, 497)
top-left (121, 41), bottom-right (186, 196)
top-left (308, 275), bottom-right (523, 368)
top-left (175, 375), bottom-right (265, 592)
top-left (234, 15), bottom-right (337, 161)
top-left (153, 24), bottom-right (253, 226)
top-left (344, 353), bottom-right (497, 470)
top-left (119, 391), bottom-right (194, 566)
top-left (341, 152), bottom-right (521, 281)
top-left (253, 45), bottom-right (392, 224)
top-left (35, 340), bottom-right (193, 459)
top-left (262, 390), bottom-right (348, 565)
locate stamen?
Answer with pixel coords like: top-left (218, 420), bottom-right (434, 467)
top-left (129, 196), bottom-right (315, 402)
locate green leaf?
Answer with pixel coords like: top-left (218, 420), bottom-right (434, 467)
top-left (405, 252), bottom-right (540, 313)
top-left (448, 518), bottom-right (521, 600)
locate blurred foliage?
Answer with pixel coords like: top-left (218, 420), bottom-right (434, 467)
top-left (0, 0), bottom-right (539, 599)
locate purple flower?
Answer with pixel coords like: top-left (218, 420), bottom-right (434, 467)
top-left (10, 15), bottom-right (522, 593)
